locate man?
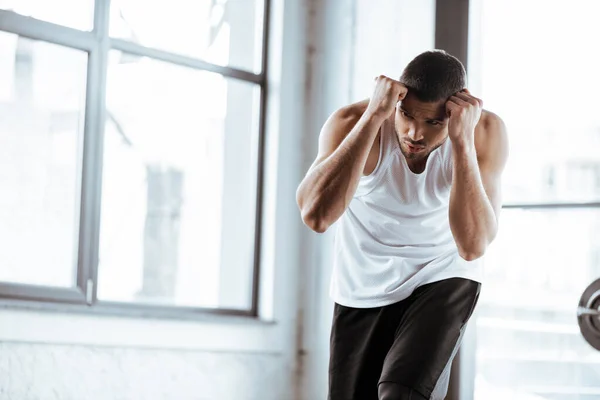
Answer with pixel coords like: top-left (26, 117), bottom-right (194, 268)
top-left (296, 50), bottom-right (508, 399)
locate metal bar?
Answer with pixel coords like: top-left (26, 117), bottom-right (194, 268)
top-left (0, 10), bottom-right (97, 52)
top-left (577, 307), bottom-right (600, 317)
top-left (249, 0), bottom-right (271, 317)
top-left (0, 298), bottom-right (263, 321)
top-left (96, 301), bottom-right (255, 319)
top-left (435, 0), bottom-right (470, 69)
top-left (110, 38), bottom-right (263, 84)
top-left (503, 202), bottom-right (600, 210)
top-left (257, 0), bottom-right (270, 74)
top-left (72, 60), bottom-right (88, 294)
top-left (76, 0), bottom-right (111, 305)
top-left (0, 283), bottom-right (85, 304)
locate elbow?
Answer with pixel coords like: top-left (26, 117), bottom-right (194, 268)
top-left (301, 208), bottom-right (330, 233)
top-left (456, 227), bottom-right (497, 261)
top-left (297, 186), bottom-right (333, 233)
top-left (458, 243), bottom-right (487, 262)
top-left (459, 250), bottom-right (485, 262)
top-left (297, 185), bottom-right (339, 233)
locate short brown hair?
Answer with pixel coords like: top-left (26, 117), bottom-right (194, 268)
top-left (399, 50), bottom-right (466, 102)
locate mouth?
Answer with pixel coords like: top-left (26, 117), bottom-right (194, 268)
top-left (405, 142), bottom-right (425, 153)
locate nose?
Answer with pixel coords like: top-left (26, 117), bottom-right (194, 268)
top-left (406, 125), bottom-right (424, 142)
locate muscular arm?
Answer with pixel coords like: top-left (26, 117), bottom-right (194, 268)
top-left (296, 101), bottom-right (383, 233)
top-left (449, 112), bottom-right (508, 260)
top-left (297, 75), bottom-right (407, 233)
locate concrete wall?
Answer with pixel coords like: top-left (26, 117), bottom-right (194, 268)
top-left (0, 342), bottom-right (288, 400)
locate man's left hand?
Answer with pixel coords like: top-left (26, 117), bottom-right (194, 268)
top-left (446, 89), bottom-right (483, 147)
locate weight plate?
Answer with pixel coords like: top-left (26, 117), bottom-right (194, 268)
top-left (578, 278), bottom-right (600, 351)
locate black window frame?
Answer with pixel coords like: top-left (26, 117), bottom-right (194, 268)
top-left (0, 0), bottom-right (271, 320)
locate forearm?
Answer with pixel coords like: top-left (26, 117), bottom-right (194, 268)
top-left (449, 141), bottom-right (497, 260)
top-left (297, 113), bottom-right (384, 232)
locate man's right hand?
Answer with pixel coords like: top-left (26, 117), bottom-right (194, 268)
top-left (366, 75), bottom-right (408, 120)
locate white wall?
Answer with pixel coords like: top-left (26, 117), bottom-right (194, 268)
top-left (297, 0), bottom-right (356, 397)
top-left (0, 342), bottom-right (288, 400)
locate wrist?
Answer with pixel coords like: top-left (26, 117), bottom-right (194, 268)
top-left (450, 129), bottom-right (475, 146)
top-left (363, 109), bottom-right (389, 124)
top-left (451, 135), bottom-right (476, 155)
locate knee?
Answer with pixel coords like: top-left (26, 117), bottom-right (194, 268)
top-left (378, 382), bottom-right (427, 400)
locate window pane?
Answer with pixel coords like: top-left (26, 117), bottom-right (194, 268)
top-left (99, 51), bottom-right (260, 310)
top-left (0, 33), bottom-right (87, 287)
top-left (109, 0), bottom-right (265, 73)
top-left (469, 0), bottom-right (600, 204)
top-left (475, 209), bottom-right (600, 400)
top-left (0, 0), bottom-right (94, 31)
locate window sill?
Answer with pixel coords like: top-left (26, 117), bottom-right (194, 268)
top-left (0, 300), bottom-right (280, 353)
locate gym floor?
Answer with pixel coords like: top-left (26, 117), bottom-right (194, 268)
top-left (1, 1), bottom-right (599, 399)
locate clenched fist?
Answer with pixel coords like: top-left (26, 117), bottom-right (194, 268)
top-left (366, 75), bottom-right (408, 121)
top-left (446, 89), bottom-right (483, 146)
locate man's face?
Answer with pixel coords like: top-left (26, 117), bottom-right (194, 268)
top-left (394, 92), bottom-right (449, 161)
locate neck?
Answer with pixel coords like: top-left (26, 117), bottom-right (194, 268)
top-left (405, 156), bottom-right (428, 174)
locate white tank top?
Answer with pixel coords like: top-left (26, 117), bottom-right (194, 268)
top-left (330, 116), bottom-right (483, 308)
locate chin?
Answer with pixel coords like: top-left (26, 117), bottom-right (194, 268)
top-left (405, 153), bottom-right (426, 161)
top-left (401, 146), bottom-right (428, 160)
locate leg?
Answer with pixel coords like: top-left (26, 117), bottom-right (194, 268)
top-left (379, 278), bottom-right (481, 400)
top-left (329, 302), bottom-right (409, 400)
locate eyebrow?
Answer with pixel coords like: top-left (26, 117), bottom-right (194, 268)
top-left (399, 107), bottom-right (414, 118)
top-left (400, 107), bottom-right (445, 122)
top-left (426, 117), bottom-right (446, 123)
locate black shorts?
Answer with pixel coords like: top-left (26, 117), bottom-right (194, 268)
top-left (328, 278), bottom-right (481, 400)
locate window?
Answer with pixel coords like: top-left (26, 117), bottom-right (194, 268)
top-left (0, 0), bottom-right (95, 31)
top-left (0, 0), bottom-right (269, 316)
top-left (468, 0), bottom-right (600, 398)
top-left (109, 0), bottom-right (264, 72)
top-left (0, 33), bottom-right (87, 289)
top-left (475, 209), bottom-right (600, 400)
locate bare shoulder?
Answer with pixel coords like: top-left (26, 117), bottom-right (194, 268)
top-left (313, 98), bottom-right (380, 175)
top-left (474, 110), bottom-right (509, 166)
top-left (316, 98), bottom-right (370, 156)
top-left (326, 98), bottom-right (370, 128)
